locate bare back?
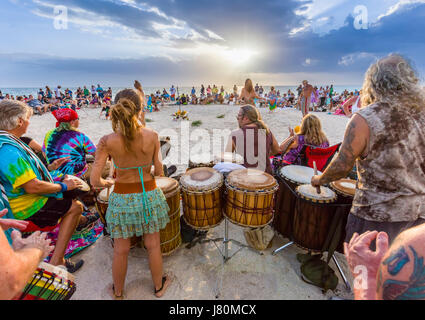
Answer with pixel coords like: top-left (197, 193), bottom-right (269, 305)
top-left (92, 127), bottom-right (163, 186)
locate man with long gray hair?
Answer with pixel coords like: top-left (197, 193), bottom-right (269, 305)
top-left (312, 54), bottom-right (425, 246)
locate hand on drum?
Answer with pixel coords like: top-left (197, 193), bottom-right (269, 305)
top-left (11, 230), bottom-right (54, 259)
top-left (63, 176), bottom-right (83, 191)
top-left (344, 231), bottom-right (389, 281)
top-left (104, 177), bottom-right (115, 188)
top-left (311, 175), bottom-right (321, 188)
top-left (0, 209), bottom-right (29, 232)
top-left (49, 157), bottom-right (71, 171)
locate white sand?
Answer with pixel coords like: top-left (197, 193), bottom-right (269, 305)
top-left (26, 104), bottom-right (354, 300)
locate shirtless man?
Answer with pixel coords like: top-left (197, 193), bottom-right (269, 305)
top-left (298, 80), bottom-right (318, 117)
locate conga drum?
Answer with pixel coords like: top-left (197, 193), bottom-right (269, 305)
top-left (330, 179), bottom-right (356, 253)
top-left (225, 169), bottom-right (278, 227)
top-left (292, 185), bottom-right (337, 252)
top-left (188, 153), bottom-right (214, 170)
top-left (156, 177), bottom-right (182, 256)
top-left (15, 262), bottom-right (76, 300)
top-left (274, 165), bottom-right (322, 239)
top-left (180, 167), bottom-right (224, 230)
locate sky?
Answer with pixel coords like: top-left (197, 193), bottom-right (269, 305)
top-left (1, 0), bottom-right (425, 87)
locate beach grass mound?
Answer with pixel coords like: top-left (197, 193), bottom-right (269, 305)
top-left (191, 120), bottom-right (202, 127)
top-left (145, 118), bottom-right (154, 123)
top-left (217, 114), bottom-right (225, 119)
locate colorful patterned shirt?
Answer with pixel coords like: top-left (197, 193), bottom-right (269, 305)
top-left (283, 135), bottom-right (330, 165)
top-left (0, 144), bottom-right (48, 220)
top-left (43, 129), bottom-right (96, 180)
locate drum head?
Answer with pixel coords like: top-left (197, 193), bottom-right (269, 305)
top-left (156, 177), bottom-right (179, 197)
top-left (227, 169), bottom-right (277, 191)
top-left (180, 167), bottom-right (223, 192)
top-left (98, 186), bottom-right (114, 201)
top-left (330, 179), bottom-right (356, 197)
top-left (189, 153), bottom-right (214, 168)
top-left (38, 262), bottom-right (75, 282)
top-left (279, 165), bottom-right (322, 185)
top-left (214, 152), bottom-right (244, 165)
top-left (296, 184), bottom-right (336, 203)
top-left (68, 176), bottom-right (90, 192)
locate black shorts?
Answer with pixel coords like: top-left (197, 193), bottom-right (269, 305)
top-left (27, 197), bottom-right (73, 229)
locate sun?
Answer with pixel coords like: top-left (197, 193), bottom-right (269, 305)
top-left (221, 48), bottom-right (258, 66)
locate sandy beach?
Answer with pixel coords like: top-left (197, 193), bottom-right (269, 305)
top-left (27, 104), bottom-right (354, 300)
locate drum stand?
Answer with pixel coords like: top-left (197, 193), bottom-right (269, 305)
top-left (199, 218), bottom-right (264, 298)
top-left (273, 241), bottom-right (351, 292)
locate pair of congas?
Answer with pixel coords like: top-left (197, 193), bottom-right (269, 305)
top-left (94, 178), bottom-right (182, 256)
top-left (14, 262), bottom-right (76, 300)
top-left (180, 167), bottom-right (278, 230)
top-left (274, 165), bottom-right (355, 252)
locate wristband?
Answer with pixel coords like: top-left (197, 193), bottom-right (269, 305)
top-left (58, 182), bottom-right (68, 193)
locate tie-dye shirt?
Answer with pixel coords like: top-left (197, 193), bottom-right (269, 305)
top-left (43, 129), bottom-right (96, 180)
top-left (0, 144), bottom-right (48, 220)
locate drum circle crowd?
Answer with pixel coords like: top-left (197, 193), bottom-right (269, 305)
top-left (0, 54), bottom-right (425, 301)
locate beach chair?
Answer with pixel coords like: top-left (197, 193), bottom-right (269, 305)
top-left (299, 143), bottom-right (342, 172)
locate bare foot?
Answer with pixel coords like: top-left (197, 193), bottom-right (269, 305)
top-left (154, 275), bottom-right (172, 299)
top-left (109, 284), bottom-right (124, 300)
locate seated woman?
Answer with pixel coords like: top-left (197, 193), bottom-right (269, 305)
top-left (90, 81), bottom-right (172, 299)
top-left (278, 114), bottom-right (330, 166)
top-left (43, 108), bottom-right (97, 182)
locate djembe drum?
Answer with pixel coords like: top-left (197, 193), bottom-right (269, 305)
top-left (274, 165), bottom-right (322, 239)
top-left (224, 169), bottom-right (278, 227)
top-left (156, 177), bottom-right (182, 256)
top-left (330, 179), bottom-right (356, 253)
top-left (188, 153), bottom-right (215, 170)
top-left (15, 262), bottom-right (76, 300)
top-left (180, 167), bottom-right (224, 230)
top-left (292, 184), bottom-right (337, 252)
top-left (213, 152), bottom-right (244, 165)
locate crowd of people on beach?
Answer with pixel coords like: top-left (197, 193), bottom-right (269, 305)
top-left (0, 54), bottom-right (424, 301)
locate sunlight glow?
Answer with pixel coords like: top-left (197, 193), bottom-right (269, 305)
top-left (220, 48), bottom-right (259, 66)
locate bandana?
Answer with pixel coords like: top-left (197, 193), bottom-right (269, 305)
top-left (52, 108), bottom-right (79, 127)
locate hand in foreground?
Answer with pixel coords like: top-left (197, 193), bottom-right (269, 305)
top-left (104, 178), bottom-right (115, 188)
top-left (63, 175), bottom-right (83, 191)
top-left (11, 230), bottom-right (54, 258)
top-left (344, 231), bottom-right (389, 281)
top-left (0, 209), bottom-right (29, 232)
top-left (49, 157), bottom-right (71, 171)
top-left (134, 80), bottom-right (143, 93)
top-left (289, 127), bottom-right (295, 137)
top-left (311, 175), bottom-right (322, 188)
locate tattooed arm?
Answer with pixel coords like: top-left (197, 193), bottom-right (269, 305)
top-left (312, 114), bottom-right (369, 187)
top-left (376, 224), bottom-right (425, 300)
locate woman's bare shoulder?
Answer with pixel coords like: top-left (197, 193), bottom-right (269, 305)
top-left (98, 132), bottom-right (119, 148)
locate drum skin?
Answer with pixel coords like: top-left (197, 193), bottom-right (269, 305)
top-left (181, 168), bottom-right (224, 230)
top-left (292, 185), bottom-right (337, 252)
top-left (156, 177), bottom-right (182, 256)
top-left (225, 169), bottom-right (277, 228)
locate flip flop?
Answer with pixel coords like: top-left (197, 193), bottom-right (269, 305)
top-left (154, 275), bottom-right (172, 298)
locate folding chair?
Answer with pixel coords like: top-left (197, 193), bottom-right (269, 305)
top-left (299, 143), bottom-right (342, 172)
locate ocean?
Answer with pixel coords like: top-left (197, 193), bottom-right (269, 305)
top-left (0, 85), bottom-right (361, 99)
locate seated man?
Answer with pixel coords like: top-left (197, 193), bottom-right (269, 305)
top-left (345, 223), bottom-right (425, 300)
top-left (43, 108), bottom-right (97, 182)
top-left (226, 105), bottom-right (280, 175)
top-left (0, 100), bottom-right (84, 273)
top-left (27, 95), bottom-right (48, 115)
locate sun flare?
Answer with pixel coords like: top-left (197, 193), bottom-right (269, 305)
top-left (221, 48), bottom-right (259, 66)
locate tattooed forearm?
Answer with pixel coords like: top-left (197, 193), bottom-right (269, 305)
top-left (319, 121), bottom-right (358, 185)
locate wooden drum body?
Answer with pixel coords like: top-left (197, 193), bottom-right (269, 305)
top-left (330, 179), bottom-right (356, 253)
top-left (225, 169), bottom-right (278, 227)
top-left (157, 177), bottom-right (182, 256)
top-left (293, 185), bottom-right (337, 252)
top-left (95, 186), bottom-right (114, 231)
top-left (180, 167), bottom-right (224, 230)
top-left (274, 165), bottom-right (322, 239)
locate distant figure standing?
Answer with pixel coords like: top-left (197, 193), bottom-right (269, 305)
top-left (298, 80), bottom-right (318, 117)
top-left (239, 79), bottom-right (261, 105)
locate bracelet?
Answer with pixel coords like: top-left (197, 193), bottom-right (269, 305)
top-left (57, 182), bottom-right (68, 193)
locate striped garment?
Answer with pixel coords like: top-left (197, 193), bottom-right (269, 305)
top-left (0, 183), bottom-right (14, 245)
top-left (43, 129), bottom-right (96, 180)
